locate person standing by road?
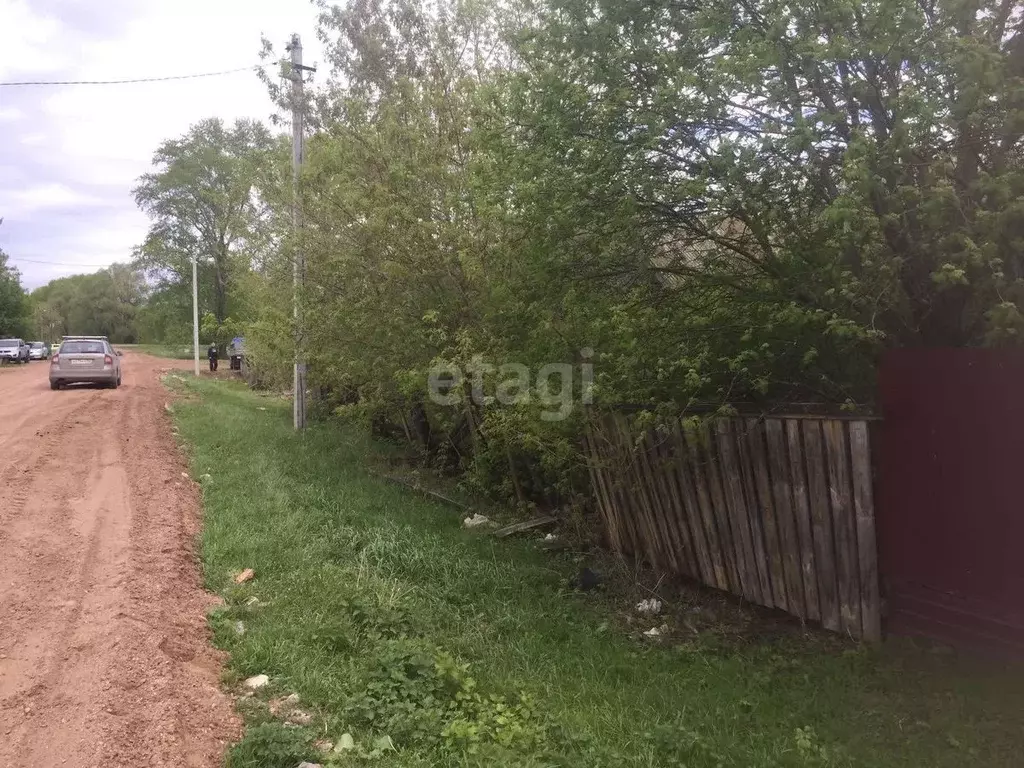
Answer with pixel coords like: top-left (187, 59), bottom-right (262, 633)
top-left (207, 343), bottom-right (218, 372)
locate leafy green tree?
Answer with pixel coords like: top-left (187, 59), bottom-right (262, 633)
top-left (30, 264), bottom-right (145, 343)
top-left (133, 118), bottom-right (277, 325)
top-left (0, 247), bottom-right (30, 338)
top-left (199, 311), bottom-right (243, 348)
top-left (493, 0), bottom-right (1024, 405)
top-left (151, 0), bottom-right (1024, 509)
top-left (31, 301), bottom-right (63, 343)
top-left (135, 284), bottom-right (193, 344)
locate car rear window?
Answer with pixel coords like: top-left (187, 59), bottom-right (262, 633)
top-left (60, 341), bottom-right (106, 354)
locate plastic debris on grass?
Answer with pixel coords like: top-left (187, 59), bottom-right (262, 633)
top-left (644, 624), bottom-right (669, 638)
top-left (636, 598), bottom-right (663, 615)
top-left (243, 674), bottom-right (269, 690)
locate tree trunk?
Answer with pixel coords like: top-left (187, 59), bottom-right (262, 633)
top-left (213, 247), bottom-right (228, 324)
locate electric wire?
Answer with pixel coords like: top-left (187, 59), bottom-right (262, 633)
top-left (0, 65), bottom-right (262, 88)
top-left (7, 256), bottom-right (129, 267)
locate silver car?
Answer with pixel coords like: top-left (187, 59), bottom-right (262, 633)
top-left (0, 338), bottom-right (29, 364)
top-left (49, 336), bottom-right (122, 390)
top-left (28, 341), bottom-right (49, 360)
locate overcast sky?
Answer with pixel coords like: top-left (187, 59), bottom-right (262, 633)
top-left (0, 0), bottom-right (323, 289)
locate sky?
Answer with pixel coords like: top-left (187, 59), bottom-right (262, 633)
top-left (0, 0), bottom-right (323, 289)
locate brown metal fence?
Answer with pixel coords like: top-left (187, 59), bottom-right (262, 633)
top-left (876, 349), bottom-right (1024, 654)
top-left (584, 413), bottom-right (881, 641)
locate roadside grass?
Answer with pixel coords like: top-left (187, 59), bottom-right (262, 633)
top-left (126, 343), bottom-right (194, 360)
top-left (170, 377), bottom-right (1024, 768)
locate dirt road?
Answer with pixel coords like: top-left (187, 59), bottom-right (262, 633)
top-left (0, 353), bottom-right (238, 768)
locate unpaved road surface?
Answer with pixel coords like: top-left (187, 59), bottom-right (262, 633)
top-left (0, 353), bottom-right (239, 767)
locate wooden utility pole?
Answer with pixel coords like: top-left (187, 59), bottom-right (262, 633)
top-left (286, 33), bottom-right (311, 429)
top-left (191, 255), bottom-right (200, 377)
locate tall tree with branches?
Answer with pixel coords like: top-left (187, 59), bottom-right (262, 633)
top-left (133, 118), bottom-right (276, 324)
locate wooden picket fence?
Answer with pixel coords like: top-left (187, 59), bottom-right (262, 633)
top-left (583, 413), bottom-right (881, 640)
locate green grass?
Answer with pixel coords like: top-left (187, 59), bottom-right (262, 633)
top-left (170, 377), bottom-right (1024, 768)
top-left (127, 343), bottom-right (195, 360)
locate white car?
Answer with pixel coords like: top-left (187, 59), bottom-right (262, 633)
top-left (0, 338), bottom-right (29, 364)
top-left (28, 341), bottom-right (49, 360)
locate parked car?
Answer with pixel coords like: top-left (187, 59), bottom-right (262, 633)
top-left (49, 336), bottom-right (122, 389)
top-left (0, 338), bottom-right (29, 364)
top-left (28, 341), bottom-right (49, 360)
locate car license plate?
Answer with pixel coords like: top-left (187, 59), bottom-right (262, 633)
top-left (70, 358), bottom-right (92, 366)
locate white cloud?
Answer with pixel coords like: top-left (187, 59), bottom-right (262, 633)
top-left (0, 182), bottom-right (105, 215)
top-left (43, 0), bottom-right (322, 178)
top-left (0, 106), bottom-right (24, 122)
top-left (0, 0), bottom-right (67, 80)
top-left (1, 0), bottom-right (324, 288)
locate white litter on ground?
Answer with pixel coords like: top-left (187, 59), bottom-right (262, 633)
top-left (462, 513), bottom-right (493, 529)
top-left (636, 598), bottom-right (663, 615)
top-left (243, 674), bottom-right (269, 690)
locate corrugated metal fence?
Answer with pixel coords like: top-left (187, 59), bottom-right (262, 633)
top-left (583, 413), bottom-right (881, 641)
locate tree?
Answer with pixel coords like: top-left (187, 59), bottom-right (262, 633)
top-left (30, 264), bottom-right (145, 343)
top-left (492, 0), bottom-right (1024, 405)
top-left (199, 311), bottom-right (242, 347)
top-left (133, 118), bottom-right (277, 325)
top-left (155, 0), bottom-right (1024, 509)
top-left (0, 247), bottom-right (29, 337)
top-left (135, 284), bottom-right (194, 344)
top-left (32, 301), bottom-right (64, 342)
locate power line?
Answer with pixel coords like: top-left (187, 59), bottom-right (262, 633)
top-left (0, 65), bottom-right (261, 88)
top-left (8, 256), bottom-right (127, 267)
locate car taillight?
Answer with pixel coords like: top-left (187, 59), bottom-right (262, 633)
top-left (51, 353), bottom-right (59, 363)
top-left (104, 354), bottom-right (113, 365)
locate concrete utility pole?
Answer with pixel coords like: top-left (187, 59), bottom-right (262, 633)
top-left (191, 255), bottom-right (200, 377)
top-left (287, 33), bottom-right (311, 430)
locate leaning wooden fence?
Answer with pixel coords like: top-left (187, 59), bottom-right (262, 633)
top-left (583, 413), bottom-right (881, 641)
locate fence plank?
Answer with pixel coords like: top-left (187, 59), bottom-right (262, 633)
top-left (745, 418), bottom-right (790, 612)
top-left (671, 422), bottom-right (717, 586)
top-left (735, 419), bottom-right (776, 607)
top-left (849, 421), bottom-right (881, 642)
top-left (582, 427), bottom-right (621, 553)
top-left (823, 420), bottom-right (863, 638)
top-left (621, 419), bottom-right (668, 571)
top-left (786, 420), bottom-right (821, 622)
top-left (765, 419), bottom-right (807, 619)
top-left (613, 414), bottom-right (665, 570)
top-left (646, 429), bottom-right (699, 579)
top-left (681, 425), bottom-right (731, 592)
top-left (802, 420), bottom-right (841, 632)
top-left (596, 418), bottom-right (641, 558)
top-left (700, 423), bottom-right (743, 596)
top-left (715, 421), bottom-right (763, 604)
top-left (638, 429), bottom-right (687, 575)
